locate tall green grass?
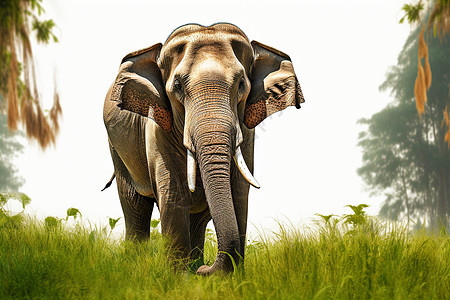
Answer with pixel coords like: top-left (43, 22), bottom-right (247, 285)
top-left (0, 203), bottom-right (449, 299)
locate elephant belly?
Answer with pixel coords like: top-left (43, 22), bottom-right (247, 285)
top-left (119, 151), bottom-right (154, 197)
top-left (131, 178), bottom-right (154, 198)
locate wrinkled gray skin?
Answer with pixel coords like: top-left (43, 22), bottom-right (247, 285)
top-left (103, 23), bottom-right (304, 275)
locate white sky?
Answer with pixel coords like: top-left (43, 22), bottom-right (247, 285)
top-left (12, 0), bottom-right (411, 236)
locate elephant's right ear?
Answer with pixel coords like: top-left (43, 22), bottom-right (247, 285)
top-left (108, 43), bottom-right (172, 131)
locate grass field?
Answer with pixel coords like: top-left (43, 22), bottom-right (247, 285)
top-left (0, 200), bottom-right (449, 299)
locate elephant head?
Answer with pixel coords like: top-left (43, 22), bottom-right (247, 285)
top-left (105, 23), bottom-right (304, 274)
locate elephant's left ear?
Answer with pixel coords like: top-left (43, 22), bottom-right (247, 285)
top-left (109, 43), bottom-right (172, 131)
top-left (244, 41), bottom-right (305, 129)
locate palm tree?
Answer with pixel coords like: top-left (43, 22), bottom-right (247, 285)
top-left (0, 0), bottom-right (61, 149)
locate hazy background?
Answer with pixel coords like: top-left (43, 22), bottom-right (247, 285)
top-left (12, 0), bottom-right (411, 236)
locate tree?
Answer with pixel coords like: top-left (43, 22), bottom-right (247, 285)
top-left (358, 24), bottom-right (450, 229)
top-left (400, 0), bottom-right (450, 144)
top-left (0, 111), bottom-right (23, 191)
top-left (0, 0), bottom-right (61, 149)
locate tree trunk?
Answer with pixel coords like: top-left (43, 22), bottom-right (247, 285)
top-left (437, 167), bottom-right (448, 228)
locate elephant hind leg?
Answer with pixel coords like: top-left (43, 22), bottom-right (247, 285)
top-left (116, 172), bottom-right (155, 241)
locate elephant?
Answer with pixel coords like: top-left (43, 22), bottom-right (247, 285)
top-left (103, 23), bottom-right (304, 275)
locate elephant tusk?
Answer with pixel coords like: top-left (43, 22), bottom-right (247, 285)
top-left (233, 147), bottom-right (261, 189)
top-left (187, 149), bottom-right (196, 192)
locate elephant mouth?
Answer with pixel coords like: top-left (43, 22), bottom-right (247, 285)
top-left (186, 147), bottom-right (260, 192)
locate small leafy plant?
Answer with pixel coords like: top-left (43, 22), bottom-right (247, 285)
top-left (66, 207), bottom-right (82, 220)
top-left (151, 218), bottom-right (160, 232)
top-left (44, 216), bottom-right (61, 229)
top-left (0, 192), bottom-right (31, 210)
top-left (343, 204), bottom-right (369, 226)
top-left (108, 217), bottom-right (121, 230)
top-left (0, 192), bottom-right (31, 228)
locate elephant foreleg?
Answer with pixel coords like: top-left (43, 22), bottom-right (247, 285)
top-left (189, 209), bottom-right (212, 269)
top-left (234, 199), bottom-right (248, 262)
top-left (159, 201), bottom-right (191, 258)
top-left (232, 167), bottom-right (250, 263)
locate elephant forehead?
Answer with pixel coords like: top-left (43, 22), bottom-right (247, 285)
top-left (165, 23), bottom-right (249, 45)
top-left (162, 34), bottom-right (250, 57)
top-left (161, 24), bottom-right (251, 60)
top-left (159, 26), bottom-right (253, 77)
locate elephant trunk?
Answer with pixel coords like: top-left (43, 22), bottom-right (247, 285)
top-left (186, 86), bottom-right (241, 275)
top-left (195, 131), bottom-right (240, 275)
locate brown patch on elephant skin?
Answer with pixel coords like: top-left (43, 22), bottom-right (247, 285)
top-left (243, 100), bottom-right (266, 129)
top-left (148, 103), bottom-right (172, 132)
top-left (117, 83), bottom-right (172, 132)
top-left (244, 77), bottom-right (299, 129)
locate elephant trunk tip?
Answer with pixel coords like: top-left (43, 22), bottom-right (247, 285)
top-left (196, 265), bottom-right (213, 276)
top-left (196, 259), bottom-right (235, 276)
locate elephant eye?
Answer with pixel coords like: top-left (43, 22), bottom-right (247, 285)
top-left (173, 78), bottom-right (184, 95)
top-left (238, 77), bottom-right (245, 92)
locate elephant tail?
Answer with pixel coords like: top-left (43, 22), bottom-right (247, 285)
top-left (101, 173), bottom-right (116, 191)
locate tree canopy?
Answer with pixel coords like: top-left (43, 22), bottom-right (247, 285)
top-left (358, 23), bottom-right (449, 228)
top-left (0, 0), bottom-right (61, 149)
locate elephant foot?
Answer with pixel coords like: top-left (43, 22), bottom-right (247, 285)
top-left (196, 265), bottom-right (214, 276)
